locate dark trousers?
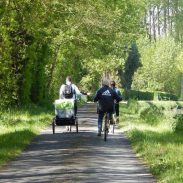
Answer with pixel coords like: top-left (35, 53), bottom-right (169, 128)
top-left (115, 103), bottom-right (119, 117)
top-left (98, 112), bottom-right (112, 131)
top-left (74, 100), bottom-right (77, 116)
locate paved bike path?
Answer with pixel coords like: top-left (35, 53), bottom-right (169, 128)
top-left (0, 103), bottom-right (155, 183)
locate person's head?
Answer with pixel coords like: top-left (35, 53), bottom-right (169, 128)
top-left (102, 79), bottom-right (109, 87)
top-left (66, 76), bottom-right (72, 85)
top-left (110, 80), bottom-right (116, 88)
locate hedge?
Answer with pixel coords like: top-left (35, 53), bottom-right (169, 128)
top-left (121, 90), bottom-right (178, 101)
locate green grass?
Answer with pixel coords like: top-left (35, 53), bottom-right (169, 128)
top-left (0, 104), bottom-right (53, 167)
top-left (120, 100), bottom-right (183, 183)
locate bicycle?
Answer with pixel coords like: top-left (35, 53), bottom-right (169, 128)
top-left (103, 112), bottom-right (110, 141)
top-left (110, 113), bottom-right (116, 134)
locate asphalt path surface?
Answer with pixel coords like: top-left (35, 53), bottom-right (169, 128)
top-left (0, 103), bottom-right (155, 183)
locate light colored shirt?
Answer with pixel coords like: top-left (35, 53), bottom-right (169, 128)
top-left (111, 87), bottom-right (122, 103)
top-left (59, 83), bottom-right (81, 100)
top-left (113, 87), bottom-right (122, 96)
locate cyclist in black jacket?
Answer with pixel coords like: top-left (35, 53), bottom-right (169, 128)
top-left (94, 79), bottom-right (122, 136)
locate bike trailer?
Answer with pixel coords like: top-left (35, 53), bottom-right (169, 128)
top-left (54, 99), bottom-right (75, 126)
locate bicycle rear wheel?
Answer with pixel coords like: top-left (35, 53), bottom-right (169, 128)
top-left (104, 127), bottom-right (107, 141)
top-left (112, 124), bottom-right (115, 134)
top-left (75, 118), bottom-right (78, 133)
top-left (112, 114), bottom-right (115, 134)
top-left (104, 114), bottom-right (108, 141)
top-left (52, 118), bottom-right (55, 134)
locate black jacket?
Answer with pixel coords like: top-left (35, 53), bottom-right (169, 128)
top-left (94, 85), bottom-right (122, 113)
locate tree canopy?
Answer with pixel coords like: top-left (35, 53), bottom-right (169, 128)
top-left (0, 0), bottom-right (183, 107)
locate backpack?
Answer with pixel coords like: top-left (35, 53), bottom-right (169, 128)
top-left (63, 84), bottom-right (74, 99)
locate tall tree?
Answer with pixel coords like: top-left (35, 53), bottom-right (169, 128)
top-left (123, 43), bottom-right (141, 90)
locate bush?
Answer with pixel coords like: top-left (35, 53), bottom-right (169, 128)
top-left (122, 89), bottom-right (178, 101)
top-left (127, 99), bottom-right (139, 113)
top-left (78, 95), bottom-right (88, 106)
top-left (151, 101), bottom-right (178, 110)
top-left (156, 92), bottom-right (178, 101)
top-left (87, 93), bottom-right (95, 102)
top-left (173, 114), bottom-right (183, 133)
top-left (140, 104), bottom-right (163, 125)
top-left (123, 90), bottom-right (153, 100)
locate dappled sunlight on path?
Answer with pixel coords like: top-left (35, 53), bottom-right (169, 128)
top-left (0, 103), bottom-right (155, 183)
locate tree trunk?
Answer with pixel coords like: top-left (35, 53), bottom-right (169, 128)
top-left (181, 74), bottom-right (183, 100)
top-left (174, 0), bottom-right (179, 40)
top-left (157, 5), bottom-right (161, 36)
top-left (144, 10), bottom-right (149, 38)
top-left (149, 9), bottom-right (152, 41)
top-left (47, 48), bottom-right (59, 90)
top-left (164, 5), bottom-right (167, 36)
top-left (152, 6), bottom-right (156, 41)
top-left (167, 0), bottom-right (171, 35)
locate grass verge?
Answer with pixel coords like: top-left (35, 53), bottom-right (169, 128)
top-left (0, 104), bottom-right (53, 167)
top-left (120, 100), bottom-right (183, 183)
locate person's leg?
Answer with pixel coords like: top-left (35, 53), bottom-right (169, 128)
top-left (98, 112), bottom-right (104, 135)
top-left (109, 113), bottom-right (113, 124)
top-left (115, 103), bottom-right (119, 123)
top-left (74, 100), bottom-right (77, 117)
top-left (115, 103), bottom-right (119, 117)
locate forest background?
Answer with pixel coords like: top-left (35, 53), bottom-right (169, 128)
top-left (0, 0), bottom-right (183, 108)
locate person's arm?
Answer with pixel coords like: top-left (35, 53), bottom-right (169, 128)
top-left (113, 90), bottom-right (122, 103)
top-left (116, 88), bottom-right (122, 99)
top-left (93, 90), bottom-right (100, 102)
top-left (72, 84), bottom-right (81, 95)
top-left (59, 84), bottom-right (65, 99)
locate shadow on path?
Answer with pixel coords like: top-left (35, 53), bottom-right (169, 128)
top-left (0, 103), bottom-right (156, 183)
